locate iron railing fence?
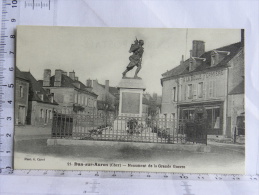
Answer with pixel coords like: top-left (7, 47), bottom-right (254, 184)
top-left (52, 112), bottom-right (207, 144)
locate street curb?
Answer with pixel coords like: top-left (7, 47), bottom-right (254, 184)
top-left (47, 138), bottom-right (211, 153)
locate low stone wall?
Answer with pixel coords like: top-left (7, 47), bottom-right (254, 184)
top-left (47, 138), bottom-right (211, 153)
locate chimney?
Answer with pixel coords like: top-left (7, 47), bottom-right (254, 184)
top-left (105, 80), bottom-right (109, 93)
top-left (43, 69), bottom-right (51, 87)
top-left (54, 69), bottom-right (62, 87)
top-left (192, 40), bottom-right (205, 57)
top-left (86, 79), bottom-right (92, 87)
top-left (93, 80), bottom-right (98, 89)
top-left (62, 71), bottom-right (67, 76)
top-left (75, 76), bottom-right (78, 81)
top-left (180, 55), bottom-right (184, 65)
top-left (241, 29), bottom-right (244, 47)
top-left (69, 71), bottom-right (75, 80)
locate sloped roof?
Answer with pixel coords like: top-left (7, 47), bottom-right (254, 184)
top-left (16, 67), bottom-right (29, 81)
top-left (162, 42), bottom-right (243, 79)
top-left (99, 84), bottom-right (119, 96)
top-left (109, 86), bottom-right (119, 95)
top-left (229, 80), bottom-right (244, 95)
top-left (21, 71), bottom-right (58, 105)
top-left (38, 74), bottom-right (98, 97)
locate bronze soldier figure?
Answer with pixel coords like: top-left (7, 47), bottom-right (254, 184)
top-left (122, 38), bottom-right (144, 79)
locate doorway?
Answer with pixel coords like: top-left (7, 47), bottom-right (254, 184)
top-left (206, 107), bottom-right (222, 135)
top-left (18, 106), bottom-right (26, 125)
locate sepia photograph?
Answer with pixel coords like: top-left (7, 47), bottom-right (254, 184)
top-left (14, 26), bottom-right (245, 174)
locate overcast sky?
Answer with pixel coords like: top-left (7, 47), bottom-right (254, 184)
top-left (16, 26), bottom-right (241, 95)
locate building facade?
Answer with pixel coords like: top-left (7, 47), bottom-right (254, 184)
top-left (15, 68), bottom-right (59, 126)
top-left (40, 69), bottom-right (98, 115)
top-left (86, 79), bottom-right (118, 121)
top-left (15, 67), bottom-right (29, 125)
top-left (161, 37), bottom-right (244, 138)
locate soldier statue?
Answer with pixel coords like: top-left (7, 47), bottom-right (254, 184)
top-left (122, 38), bottom-right (144, 79)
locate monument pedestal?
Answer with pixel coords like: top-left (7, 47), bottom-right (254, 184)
top-left (118, 78), bottom-right (146, 117)
top-left (113, 78), bottom-right (146, 131)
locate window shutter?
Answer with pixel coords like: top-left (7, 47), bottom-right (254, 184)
top-left (213, 80), bottom-right (216, 97)
top-left (184, 85), bottom-right (187, 100)
top-left (203, 82), bottom-right (206, 99)
top-left (209, 81), bottom-right (213, 98)
top-left (193, 84), bottom-right (197, 99)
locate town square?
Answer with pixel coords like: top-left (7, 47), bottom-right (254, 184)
top-left (14, 26), bottom-right (245, 174)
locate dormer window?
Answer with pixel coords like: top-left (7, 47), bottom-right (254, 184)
top-left (39, 94), bottom-right (44, 101)
top-left (189, 57), bottom-right (206, 72)
top-left (189, 59), bottom-right (194, 72)
top-left (211, 50), bottom-right (218, 66)
top-left (211, 50), bottom-right (230, 66)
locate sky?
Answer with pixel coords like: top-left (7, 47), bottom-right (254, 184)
top-left (16, 26), bottom-right (241, 95)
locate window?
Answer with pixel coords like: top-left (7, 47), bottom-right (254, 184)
top-left (82, 95), bottom-right (85, 105)
top-left (49, 110), bottom-right (52, 119)
top-left (209, 81), bottom-right (213, 98)
top-left (40, 109), bottom-right (44, 118)
top-left (74, 93), bottom-right (78, 103)
top-left (85, 97), bottom-right (88, 106)
top-left (64, 94), bottom-right (70, 103)
top-left (171, 87), bottom-right (176, 102)
top-left (39, 94), bottom-right (44, 101)
top-left (80, 95), bottom-right (83, 105)
top-left (189, 60), bottom-right (194, 72)
top-left (198, 82), bottom-right (203, 98)
top-left (179, 85), bottom-right (182, 101)
top-left (19, 86), bottom-right (24, 98)
top-left (171, 113), bottom-right (175, 119)
top-left (188, 84), bottom-right (193, 99)
top-left (50, 93), bottom-right (54, 103)
top-left (211, 55), bottom-right (216, 66)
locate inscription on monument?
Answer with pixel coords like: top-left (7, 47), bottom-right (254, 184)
top-left (121, 92), bottom-right (140, 114)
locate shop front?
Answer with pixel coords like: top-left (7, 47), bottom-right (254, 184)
top-left (179, 101), bottom-right (224, 135)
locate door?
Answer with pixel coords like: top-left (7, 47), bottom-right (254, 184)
top-left (206, 107), bottom-right (222, 135)
top-left (18, 106), bottom-right (25, 125)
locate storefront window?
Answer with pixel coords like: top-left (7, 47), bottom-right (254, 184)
top-left (207, 107), bottom-right (221, 135)
top-left (182, 109), bottom-right (194, 120)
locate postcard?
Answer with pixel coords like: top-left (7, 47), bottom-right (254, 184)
top-left (14, 26), bottom-right (245, 174)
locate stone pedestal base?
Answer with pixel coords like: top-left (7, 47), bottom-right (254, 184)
top-left (117, 78), bottom-right (146, 117)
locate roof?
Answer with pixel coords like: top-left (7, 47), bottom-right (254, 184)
top-left (38, 74), bottom-right (98, 97)
top-left (16, 67), bottom-right (29, 81)
top-left (162, 42), bottom-right (243, 79)
top-left (21, 71), bottom-right (58, 105)
top-left (229, 80), bottom-right (244, 95)
top-left (99, 84), bottom-right (119, 96)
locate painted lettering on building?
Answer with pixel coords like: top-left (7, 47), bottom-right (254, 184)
top-left (183, 70), bottom-right (224, 82)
